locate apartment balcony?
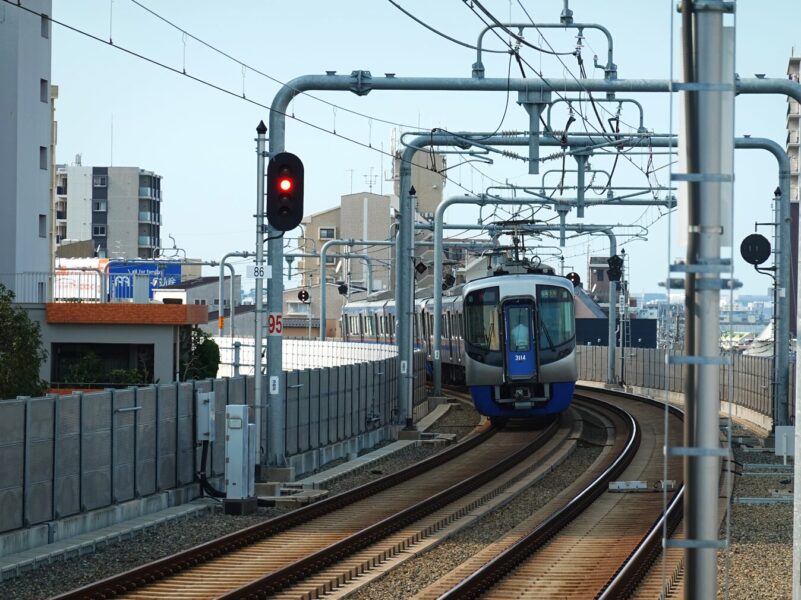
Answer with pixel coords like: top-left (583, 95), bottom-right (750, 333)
top-left (787, 129), bottom-right (800, 148)
top-left (138, 235), bottom-right (155, 247)
top-left (56, 210), bottom-right (66, 220)
top-left (138, 186), bottom-right (153, 198)
top-left (56, 186), bottom-right (67, 196)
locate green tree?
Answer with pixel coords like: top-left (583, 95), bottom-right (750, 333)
top-left (0, 284), bottom-right (48, 398)
top-left (62, 352), bottom-right (105, 385)
top-left (180, 327), bottom-right (220, 381)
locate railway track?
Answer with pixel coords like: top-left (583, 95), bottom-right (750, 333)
top-left (56, 396), bottom-right (560, 599)
top-left (58, 388), bottom-right (700, 599)
top-left (427, 387), bottom-right (685, 599)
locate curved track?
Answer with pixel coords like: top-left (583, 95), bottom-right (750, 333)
top-left (433, 387), bottom-right (685, 599)
top-left (57, 387), bottom-right (690, 600)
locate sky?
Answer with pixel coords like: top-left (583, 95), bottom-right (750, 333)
top-left (44, 0), bottom-right (801, 299)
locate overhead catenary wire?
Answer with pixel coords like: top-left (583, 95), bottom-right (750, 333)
top-left (129, 0), bottom-right (427, 132)
top-left (478, 0), bottom-right (668, 196)
top-left (5, 0), bottom-right (494, 200)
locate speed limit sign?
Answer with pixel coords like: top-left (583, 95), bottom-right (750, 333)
top-left (267, 313), bottom-right (283, 335)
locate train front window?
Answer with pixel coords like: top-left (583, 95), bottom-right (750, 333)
top-left (537, 285), bottom-right (575, 350)
top-left (464, 287), bottom-right (500, 352)
top-left (507, 306), bottom-right (531, 351)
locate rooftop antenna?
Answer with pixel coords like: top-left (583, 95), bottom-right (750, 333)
top-left (364, 167), bottom-right (377, 193)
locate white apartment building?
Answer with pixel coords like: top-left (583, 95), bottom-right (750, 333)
top-left (0, 0), bottom-right (53, 299)
top-left (55, 164), bottom-right (163, 259)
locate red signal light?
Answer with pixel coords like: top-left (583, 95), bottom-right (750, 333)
top-left (278, 177), bottom-right (293, 193)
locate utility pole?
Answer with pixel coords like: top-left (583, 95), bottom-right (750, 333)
top-left (677, 2), bottom-right (734, 597)
top-left (253, 122), bottom-right (267, 474)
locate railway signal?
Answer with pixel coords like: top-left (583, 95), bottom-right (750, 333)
top-left (266, 152), bottom-right (304, 231)
top-left (566, 271), bottom-right (581, 288)
top-left (607, 255), bottom-right (624, 282)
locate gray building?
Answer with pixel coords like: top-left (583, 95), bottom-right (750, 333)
top-left (0, 0), bottom-right (53, 297)
top-left (55, 164), bottom-right (163, 259)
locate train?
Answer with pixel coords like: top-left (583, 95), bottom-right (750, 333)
top-left (341, 263), bottom-right (578, 420)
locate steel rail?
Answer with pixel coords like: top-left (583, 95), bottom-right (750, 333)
top-left (54, 421), bottom-right (500, 600)
top-left (438, 391), bottom-right (641, 599)
top-left (220, 418), bottom-right (562, 599)
top-left (594, 387), bottom-right (686, 599)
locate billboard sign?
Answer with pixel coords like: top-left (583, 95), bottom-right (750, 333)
top-left (109, 261), bottom-right (182, 299)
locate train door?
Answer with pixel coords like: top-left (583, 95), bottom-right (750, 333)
top-left (503, 301), bottom-right (536, 380)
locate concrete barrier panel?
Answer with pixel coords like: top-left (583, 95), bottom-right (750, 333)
top-left (308, 369), bottom-right (321, 450)
top-left (156, 384), bottom-right (177, 491)
top-left (357, 363), bottom-right (367, 434)
top-left (319, 368), bottom-right (332, 446)
top-left (335, 366), bottom-right (345, 441)
top-left (112, 389), bottom-right (136, 504)
top-left (81, 392), bottom-right (112, 511)
top-left (135, 386), bottom-right (157, 497)
top-left (176, 383), bottom-right (194, 486)
top-left (285, 370), bottom-right (300, 456)
top-left (344, 365), bottom-right (354, 439)
top-left (54, 394), bottom-right (80, 518)
top-left (298, 370), bottom-right (311, 453)
top-left (0, 400), bottom-right (25, 533)
top-left (25, 397), bottom-right (55, 526)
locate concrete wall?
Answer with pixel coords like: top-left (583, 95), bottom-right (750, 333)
top-left (64, 166), bottom-right (92, 243)
top-left (0, 0), bottom-right (52, 280)
top-left (0, 348), bottom-right (427, 538)
top-left (576, 346), bottom-right (783, 421)
top-left (107, 168), bottom-right (140, 258)
top-left (340, 193), bottom-right (391, 291)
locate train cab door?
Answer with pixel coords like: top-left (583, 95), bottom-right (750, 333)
top-left (503, 301), bottom-right (537, 380)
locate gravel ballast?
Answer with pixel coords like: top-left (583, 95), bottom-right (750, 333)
top-left (1, 401), bottom-right (790, 600)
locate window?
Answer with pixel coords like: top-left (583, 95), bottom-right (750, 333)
top-left (40, 79), bottom-right (48, 103)
top-left (325, 255), bottom-right (336, 265)
top-left (194, 299), bottom-right (207, 305)
top-left (537, 285), bottom-right (575, 350)
top-left (319, 227), bottom-right (336, 239)
top-left (93, 200), bottom-right (107, 212)
top-left (38, 214), bottom-right (47, 238)
top-left (597, 270), bottom-right (605, 282)
top-left (464, 286), bottom-right (500, 352)
top-left (92, 225), bottom-right (106, 236)
top-left (41, 14), bottom-right (49, 38)
top-left (93, 175), bottom-right (107, 188)
top-left (39, 146), bottom-right (47, 170)
top-left (507, 306), bottom-right (532, 351)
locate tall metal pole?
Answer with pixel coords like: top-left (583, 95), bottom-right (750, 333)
top-left (737, 138), bottom-right (791, 426)
top-left (219, 250), bottom-right (251, 338)
top-left (682, 2), bottom-right (732, 596)
top-left (253, 121), bottom-right (267, 472)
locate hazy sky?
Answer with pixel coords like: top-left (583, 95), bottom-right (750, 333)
top-left (46, 0), bottom-right (800, 298)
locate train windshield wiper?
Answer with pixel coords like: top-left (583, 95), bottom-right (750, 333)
top-left (540, 321), bottom-right (556, 351)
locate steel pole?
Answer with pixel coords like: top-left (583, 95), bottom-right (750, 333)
top-left (253, 122), bottom-right (268, 472)
top-left (686, 4), bottom-right (730, 596)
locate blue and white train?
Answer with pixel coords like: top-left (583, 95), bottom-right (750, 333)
top-left (341, 268), bottom-right (578, 420)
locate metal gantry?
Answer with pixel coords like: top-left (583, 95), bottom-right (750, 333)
top-left (262, 62), bottom-right (801, 598)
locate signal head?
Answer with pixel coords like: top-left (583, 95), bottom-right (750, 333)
top-left (266, 152), bottom-right (304, 231)
top-left (566, 271), bottom-right (581, 288)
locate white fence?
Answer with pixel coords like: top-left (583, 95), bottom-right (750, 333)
top-left (214, 337), bottom-right (398, 376)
